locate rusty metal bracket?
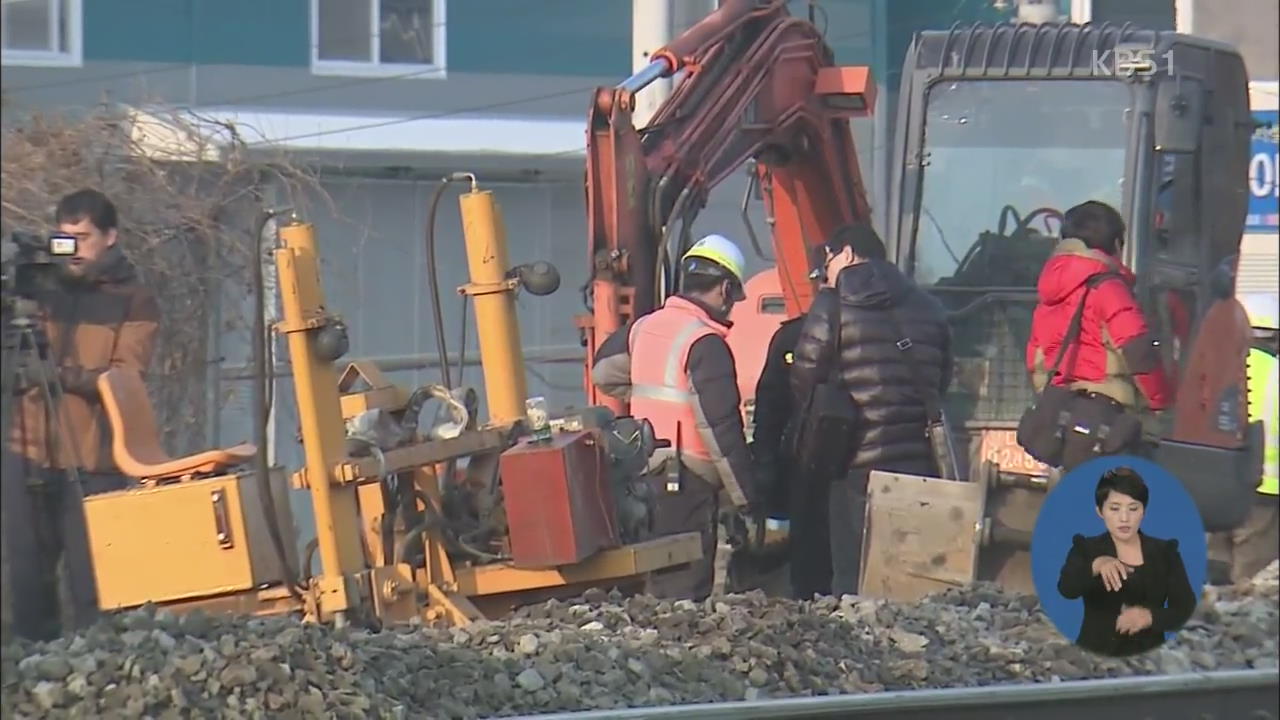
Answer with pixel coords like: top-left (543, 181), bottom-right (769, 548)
top-left (332, 429), bottom-right (509, 484)
top-left (369, 564), bottom-right (419, 625)
top-left (457, 277), bottom-right (519, 297)
top-left (424, 583), bottom-right (483, 627)
top-left (275, 313), bottom-right (333, 334)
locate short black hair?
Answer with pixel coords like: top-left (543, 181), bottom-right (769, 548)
top-left (1063, 200), bottom-right (1124, 255)
top-left (825, 222), bottom-right (887, 261)
top-left (1095, 466), bottom-right (1149, 509)
top-left (55, 189), bottom-right (118, 232)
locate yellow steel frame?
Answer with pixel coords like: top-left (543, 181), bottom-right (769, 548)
top-left (240, 182), bottom-right (702, 627)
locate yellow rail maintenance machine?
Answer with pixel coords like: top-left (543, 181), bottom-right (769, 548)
top-left (80, 175), bottom-right (702, 628)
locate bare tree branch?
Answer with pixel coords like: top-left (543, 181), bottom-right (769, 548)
top-left (1, 104), bottom-right (333, 453)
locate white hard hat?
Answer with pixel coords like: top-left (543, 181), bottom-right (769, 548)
top-left (1239, 292), bottom-right (1279, 331)
top-left (681, 234), bottom-right (748, 298)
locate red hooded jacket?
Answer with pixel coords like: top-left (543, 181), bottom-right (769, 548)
top-left (1026, 240), bottom-right (1172, 411)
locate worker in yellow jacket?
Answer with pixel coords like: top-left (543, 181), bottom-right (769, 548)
top-left (1209, 288), bottom-right (1279, 584)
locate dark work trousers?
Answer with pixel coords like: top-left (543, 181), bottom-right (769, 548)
top-left (1060, 394), bottom-right (1152, 472)
top-left (789, 475), bottom-right (832, 598)
top-left (2, 465), bottom-right (127, 641)
top-left (827, 470), bottom-right (870, 597)
top-left (644, 469), bottom-right (719, 601)
top-left (828, 458), bottom-right (936, 597)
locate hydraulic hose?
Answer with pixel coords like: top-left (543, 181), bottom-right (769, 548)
top-left (251, 209), bottom-right (303, 600)
top-left (425, 182), bottom-right (454, 389)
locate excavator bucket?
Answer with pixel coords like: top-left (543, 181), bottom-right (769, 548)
top-left (1158, 296), bottom-right (1260, 531)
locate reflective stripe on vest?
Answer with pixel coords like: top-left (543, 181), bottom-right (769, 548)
top-left (628, 299), bottom-right (720, 461)
top-left (1247, 348), bottom-right (1279, 496)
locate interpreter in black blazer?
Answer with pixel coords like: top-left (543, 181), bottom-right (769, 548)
top-left (1057, 467), bottom-right (1196, 657)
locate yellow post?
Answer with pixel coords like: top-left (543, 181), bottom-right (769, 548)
top-left (275, 220), bottom-right (366, 614)
top-left (458, 188), bottom-right (529, 425)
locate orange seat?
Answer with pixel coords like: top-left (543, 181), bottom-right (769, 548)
top-left (97, 368), bottom-right (257, 482)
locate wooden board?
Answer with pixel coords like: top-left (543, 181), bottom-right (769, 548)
top-left (859, 471), bottom-right (987, 602)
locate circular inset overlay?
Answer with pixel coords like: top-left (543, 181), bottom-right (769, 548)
top-left (1031, 455), bottom-right (1207, 657)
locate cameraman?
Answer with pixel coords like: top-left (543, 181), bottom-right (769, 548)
top-left (3, 189), bottom-right (160, 639)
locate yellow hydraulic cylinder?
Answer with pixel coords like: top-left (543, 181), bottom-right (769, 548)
top-left (458, 188), bottom-right (529, 425)
top-left (275, 221), bottom-right (365, 610)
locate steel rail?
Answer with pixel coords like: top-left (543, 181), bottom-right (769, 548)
top-left (511, 669), bottom-right (1279, 720)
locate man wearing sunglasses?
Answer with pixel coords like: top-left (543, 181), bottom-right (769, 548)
top-left (789, 223), bottom-right (952, 596)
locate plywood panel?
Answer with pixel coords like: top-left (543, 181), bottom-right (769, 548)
top-left (859, 471), bottom-right (986, 602)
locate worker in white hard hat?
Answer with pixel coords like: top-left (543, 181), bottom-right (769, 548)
top-left (1207, 256), bottom-right (1279, 585)
top-left (591, 234), bottom-right (759, 600)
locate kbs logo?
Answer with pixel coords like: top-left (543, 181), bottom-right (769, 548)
top-left (1091, 48), bottom-right (1173, 77)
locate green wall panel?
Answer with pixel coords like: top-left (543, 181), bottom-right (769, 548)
top-left (447, 0), bottom-right (631, 76)
top-left (85, 0), bottom-right (308, 66)
top-left (78, 0), bottom-right (1008, 82)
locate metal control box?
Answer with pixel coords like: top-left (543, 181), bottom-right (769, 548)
top-left (498, 431), bottom-right (621, 568)
top-left (82, 472), bottom-right (297, 610)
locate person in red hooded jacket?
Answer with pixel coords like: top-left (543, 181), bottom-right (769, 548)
top-left (1026, 201), bottom-right (1173, 470)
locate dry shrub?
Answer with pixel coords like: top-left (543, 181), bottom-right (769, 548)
top-left (1, 104), bottom-right (330, 453)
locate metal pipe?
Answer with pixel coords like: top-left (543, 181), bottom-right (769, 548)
top-left (619, 58), bottom-right (674, 95)
top-left (458, 187), bottom-right (529, 425)
top-left (508, 670), bottom-right (1280, 719)
top-left (276, 220), bottom-right (366, 610)
top-left (251, 209), bottom-right (302, 599)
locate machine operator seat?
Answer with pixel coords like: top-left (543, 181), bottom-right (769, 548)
top-left (97, 368), bottom-right (257, 483)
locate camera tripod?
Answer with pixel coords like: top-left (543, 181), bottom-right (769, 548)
top-left (1, 295), bottom-right (93, 641)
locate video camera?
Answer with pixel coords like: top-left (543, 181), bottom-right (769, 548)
top-left (1, 231), bottom-right (78, 302)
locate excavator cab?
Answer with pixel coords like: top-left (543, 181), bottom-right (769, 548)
top-left (886, 24), bottom-right (1255, 554)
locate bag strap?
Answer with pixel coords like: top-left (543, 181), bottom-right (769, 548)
top-left (1045, 271), bottom-right (1120, 380)
top-left (886, 307), bottom-right (943, 424)
top-left (818, 291), bottom-right (843, 385)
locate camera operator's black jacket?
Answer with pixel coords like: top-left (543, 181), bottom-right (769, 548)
top-left (8, 245), bottom-right (159, 473)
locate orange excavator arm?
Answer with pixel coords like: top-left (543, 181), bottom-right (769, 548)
top-left (579, 0), bottom-right (876, 412)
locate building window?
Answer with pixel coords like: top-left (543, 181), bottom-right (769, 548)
top-left (311, 0), bottom-right (446, 78)
top-left (1, 0), bottom-right (82, 67)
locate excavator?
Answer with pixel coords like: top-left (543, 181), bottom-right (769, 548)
top-left (581, 0), bottom-right (1260, 596)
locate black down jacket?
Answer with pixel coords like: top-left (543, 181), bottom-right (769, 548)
top-left (789, 259), bottom-right (952, 471)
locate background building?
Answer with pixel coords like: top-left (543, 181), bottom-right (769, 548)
top-left (0, 0), bottom-right (1009, 440)
top-left (7, 0), bottom-right (1273, 544)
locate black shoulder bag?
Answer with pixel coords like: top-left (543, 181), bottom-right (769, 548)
top-left (1016, 273), bottom-right (1117, 467)
top-left (790, 304), bottom-right (860, 480)
top-left (887, 309), bottom-right (961, 480)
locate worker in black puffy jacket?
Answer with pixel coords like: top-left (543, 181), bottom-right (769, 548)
top-left (790, 222), bottom-right (952, 596)
top-left (752, 246), bottom-right (833, 598)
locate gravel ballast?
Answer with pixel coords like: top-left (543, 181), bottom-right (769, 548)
top-left (3, 561), bottom-right (1276, 719)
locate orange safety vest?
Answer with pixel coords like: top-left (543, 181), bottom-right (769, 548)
top-left (628, 296), bottom-right (727, 462)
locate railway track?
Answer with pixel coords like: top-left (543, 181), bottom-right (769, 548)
top-left (517, 669), bottom-right (1279, 720)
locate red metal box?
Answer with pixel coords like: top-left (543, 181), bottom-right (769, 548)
top-left (498, 430), bottom-right (621, 568)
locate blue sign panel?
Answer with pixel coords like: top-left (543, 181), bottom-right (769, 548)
top-left (1248, 109), bottom-right (1279, 232)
